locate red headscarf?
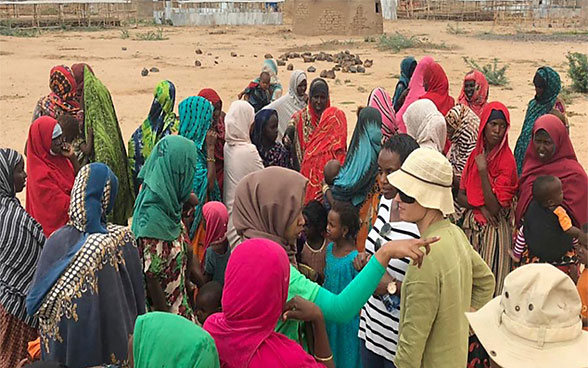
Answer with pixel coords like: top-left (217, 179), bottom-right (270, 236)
top-left (515, 114), bottom-right (587, 227)
top-left (458, 70), bottom-right (489, 118)
top-left (300, 107), bottom-right (347, 203)
top-left (419, 62), bottom-right (455, 116)
top-left (204, 239), bottom-right (322, 367)
top-left (202, 201), bottom-right (229, 254)
top-left (294, 79), bottom-right (331, 157)
top-left (71, 63), bottom-right (94, 106)
top-left (26, 116), bottom-right (75, 236)
top-left (198, 88), bottom-right (226, 194)
top-left (460, 102), bottom-right (518, 224)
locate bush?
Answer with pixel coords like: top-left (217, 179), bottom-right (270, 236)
top-left (135, 28), bottom-right (168, 41)
top-left (378, 32), bottom-right (448, 53)
top-left (0, 27), bottom-right (40, 37)
top-left (463, 57), bottom-right (509, 86)
top-left (120, 29), bottom-right (130, 39)
top-left (566, 52), bottom-right (588, 93)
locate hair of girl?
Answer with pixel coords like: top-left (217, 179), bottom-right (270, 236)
top-left (382, 133), bottom-right (420, 163)
top-left (331, 200), bottom-right (360, 240)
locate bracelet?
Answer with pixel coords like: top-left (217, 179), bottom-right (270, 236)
top-left (314, 354), bottom-right (333, 362)
top-left (321, 184), bottom-right (330, 194)
top-left (207, 157), bottom-right (216, 163)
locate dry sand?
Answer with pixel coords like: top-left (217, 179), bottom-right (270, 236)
top-left (1, 19), bottom-right (587, 177)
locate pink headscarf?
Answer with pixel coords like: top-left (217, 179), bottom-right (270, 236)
top-left (204, 239), bottom-right (322, 368)
top-left (396, 56), bottom-right (435, 132)
top-left (202, 201), bottom-right (229, 252)
top-left (368, 87), bottom-right (399, 137)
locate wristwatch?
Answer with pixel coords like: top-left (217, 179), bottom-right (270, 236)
top-left (387, 281), bottom-right (397, 295)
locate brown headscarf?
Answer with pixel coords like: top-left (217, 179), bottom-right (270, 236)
top-left (232, 166), bottom-right (308, 264)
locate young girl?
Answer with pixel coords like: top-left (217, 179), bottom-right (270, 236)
top-left (324, 200), bottom-right (362, 368)
top-left (299, 200), bottom-right (329, 283)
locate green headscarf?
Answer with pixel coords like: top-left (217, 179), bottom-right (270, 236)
top-left (514, 66), bottom-right (561, 174)
top-left (131, 135), bottom-right (197, 241)
top-left (133, 312), bottom-right (220, 368)
top-left (83, 67), bottom-right (136, 225)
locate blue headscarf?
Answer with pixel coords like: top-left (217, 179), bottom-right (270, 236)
top-left (332, 107), bottom-right (382, 207)
top-left (393, 56), bottom-right (417, 109)
top-left (178, 96), bottom-right (221, 237)
top-left (251, 109), bottom-right (278, 151)
top-left (27, 163), bottom-right (119, 315)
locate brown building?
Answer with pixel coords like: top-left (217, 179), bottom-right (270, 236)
top-left (292, 0), bottom-right (384, 36)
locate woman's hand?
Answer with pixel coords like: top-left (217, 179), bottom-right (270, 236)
top-left (282, 296), bottom-right (323, 323)
top-left (206, 130), bottom-right (218, 150)
top-left (353, 252), bottom-right (371, 271)
top-left (480, 206), bottom-right (498, 227)
top-left (61, 142), bottom-right (75, 159)
top-left (376, 236), bottom-right (440, 268)
top-left (475, 153), bottom-right (488, 172)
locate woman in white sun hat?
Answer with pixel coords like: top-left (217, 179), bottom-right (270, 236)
top-left (467, 263), bottom-right (588, 368)
top-left (387, 147), bottom-right (496, 368)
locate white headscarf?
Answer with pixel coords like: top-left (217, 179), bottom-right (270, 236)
top-left (263, 70), bottom-right (308, 140)
top-left (404, 99), bottom-right (447, 152)
top-left (223, 101), bottom-right (264, 214)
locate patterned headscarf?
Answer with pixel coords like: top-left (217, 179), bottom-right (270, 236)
top-left (0, 148), bottom-right (22, 198)
top-left (37, 65), bottom-right (80, 119)
top-left (514, 66), bottom-right (562, 174)
top-left (178, 96), bottom-right (220, 237)
top-left (68, 163), bottom-right (119, 234)
top-left (368, 87), bottom-right (398, 140)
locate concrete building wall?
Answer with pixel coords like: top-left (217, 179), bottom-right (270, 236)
top-left (292, 0), bottom-right (383, 36)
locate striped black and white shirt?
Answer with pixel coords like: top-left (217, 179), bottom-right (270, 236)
top-left (358, 197), bottom-right (419, 362)
top-left (0, 197), bottom-right (45, 327)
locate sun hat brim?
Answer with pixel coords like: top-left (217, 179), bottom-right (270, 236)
top-left (387, 169), bottom-right (454, 216)
top-left (466, 297), bottom-right (588, 368)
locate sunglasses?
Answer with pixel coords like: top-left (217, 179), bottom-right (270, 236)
top-left (398, 190), bottom-right (416, 204)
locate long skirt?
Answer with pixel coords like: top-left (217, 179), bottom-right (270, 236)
top-left (462, 207), bottom-right (513, 295)
top-left (0, 303), bottom-right (38, 368)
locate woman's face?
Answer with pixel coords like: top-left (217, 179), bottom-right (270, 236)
top-left (311, 92), bottom-right (328, 115)
top-left (13, 160), bottom-right (26, 194)
top-left (212, 101), bottom-right (222, 124)
top-left (464, 80), bottom-right (476, 100)
top-left (533, 129), bottom-right (555, 162)
top-left (263, 114), bottom-right (279, 143)
top-left (395, 191), bottom-right (427, 223)
top-left (377, 150), bottom-right (402, 200)
top-left (484, 118), bottom-right (507, 151)
top-left (284, 194), bottom-right (306, 244)
top-left (51, 135), bottom-right (65, 155)
top-left (297, 79), bottom-right (307, 97)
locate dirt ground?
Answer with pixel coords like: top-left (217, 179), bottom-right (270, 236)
top-left (1, 19), bottom-right (587, 179)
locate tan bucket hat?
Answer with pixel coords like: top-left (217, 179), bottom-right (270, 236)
top-left (387, 147), bottom-right (454, 215)
top-left (466, 264), bottom-right (588, 368)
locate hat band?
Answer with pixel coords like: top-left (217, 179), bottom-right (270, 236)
top-left (400, 168), bottom-right (451, 188)
top-left (501, 310), bottom-right (582, 347)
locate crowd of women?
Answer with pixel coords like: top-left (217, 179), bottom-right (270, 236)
top-left (0, 55), bottom-right (587, 368)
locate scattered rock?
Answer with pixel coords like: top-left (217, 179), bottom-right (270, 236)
top-left (345, 50), bottom-right (350, 55)
top-left (195, 48), bottom-right (203, 54)
top-left (150, 67), bottom-right (159, 73)
top-left (194, 60), bottom-right (202, 67)
top-left (214, 60), bottom-right (219, 64)
top-left (333, 66), bottom-right (341, 71)
top-left (277, 60), bottom-right (286, 66)
top-left (207, 52), bottom-right (212, 56)
top-left (355, 56), bottom-right (363, 65)
top-left (230, 52), bottom-right (237, 57)
top-left (264, 53), bottom-right (273, 59)
top-left (357, 65), bottom-right (366, 73)
top-left (320, 70), bottom-right (328, 78)
top-left (121, 47), bottom-right (127, 51)
top-left (307, 66), bottom-right (316, 73)
top-left (287, 63), bottom-right (294, 71)
top-left (364, 59), bottom-right (373, 68)
top-left (288, 52), bottom-right (300, 58)
top-left (349, 65), bottom-right (357, 73)
top-left (325, 69), bottom-right (336, 79)
top-left (141, 68), bottom-right (149, 77)
top-left (215, 56), bottom-right (219, 59)
top-left (303, 55), bottom-right (315, 63)
top-left (254, 54), bottom-right (258, 58)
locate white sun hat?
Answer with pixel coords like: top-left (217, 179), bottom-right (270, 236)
top-left (387, 147), bottom-right (454, 216)
top-left (466, 263), bottom-right (588, 368)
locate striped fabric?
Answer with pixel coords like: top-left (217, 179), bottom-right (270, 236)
top-left (358, 197), bottom-right (419, 362)
top-left (0, 149), bottom-right (45, 328)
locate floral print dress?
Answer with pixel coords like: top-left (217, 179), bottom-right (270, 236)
top-left (138, 236), bottom-right (195, 322)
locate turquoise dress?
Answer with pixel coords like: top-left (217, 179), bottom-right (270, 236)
top-left (324, 242), bottom-right (361, 368)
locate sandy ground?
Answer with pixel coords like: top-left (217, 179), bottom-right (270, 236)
top-left (1, 19), bottom-right (587, 183)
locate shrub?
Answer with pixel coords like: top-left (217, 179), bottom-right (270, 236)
top-left (463, 57), bottom-right (509, 86)
top-left (135, 27), bottom-right (168, 41)
top-left (566, 52), bottom-right (588, 93)
top-left (378, 32), bottom-right (448, 53)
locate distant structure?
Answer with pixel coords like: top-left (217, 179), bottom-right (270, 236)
top-left (291, 0), bottom-right (384, 36)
